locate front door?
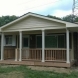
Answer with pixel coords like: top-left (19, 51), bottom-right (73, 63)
top-left (22, 36), bottom-right (29, 59)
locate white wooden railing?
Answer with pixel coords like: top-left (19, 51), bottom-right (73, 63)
top-left (15, 48), bottom-right (66, 62)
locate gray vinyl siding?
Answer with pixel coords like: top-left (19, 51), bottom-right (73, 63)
top-left (2, 16), bottom-right (65, 31)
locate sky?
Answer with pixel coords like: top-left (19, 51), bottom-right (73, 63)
top-left (0, 0), bottom-right (73, 17)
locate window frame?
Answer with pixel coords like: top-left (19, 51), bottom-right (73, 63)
top-left (45, 35), bottom-right (57, 48)
top-left (36, 34), bottom-right (65, 48)
top-left (5, 35), bottom-right (12, 46)
top-left (57, 34), bottom-right (65, 48)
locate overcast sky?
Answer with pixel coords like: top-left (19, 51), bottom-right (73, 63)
top-left (0, 0), bottom-right (73, 17)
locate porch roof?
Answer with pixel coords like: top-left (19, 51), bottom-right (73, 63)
top-left (0, 12), bottom-right (78, 32)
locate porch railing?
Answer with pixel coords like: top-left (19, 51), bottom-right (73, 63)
top-left (15, 48), bottom-right (66, 62)
top-left (45, 48), bottom-right (66, 61)
top-left (22, 48), bottom-right (42, 61)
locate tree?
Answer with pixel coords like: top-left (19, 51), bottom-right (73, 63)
top-left (0, 15), bottom-right (18, 27)
top-left (62, 14), bottom-right (78, 23)
top-left (48, 14), bottom-right (78, 23)
top-left (62, 15), bottom-right (73, 22)
top-left (47, 15), bottom-right (62, 20)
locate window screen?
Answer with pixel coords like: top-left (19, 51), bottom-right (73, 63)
top-left (58, 35), bottom-right (65, 48)
top-left (36, 36), bottom-right (42, 48)
top-left (5, 35), bottom-right (12, 45)
top-left (36, 34), bottom-right (65, 48)
top-left (45, 35), bottom-right (57, 48)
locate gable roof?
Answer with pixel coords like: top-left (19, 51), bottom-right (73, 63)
top-left (1, 12), bottom-right (78, 29)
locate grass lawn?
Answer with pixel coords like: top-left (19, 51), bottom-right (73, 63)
top-left (0, 65), bottom-right (78, 78)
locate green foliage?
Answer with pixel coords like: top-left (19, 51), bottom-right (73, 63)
top-left (48, 14), bottom-right (78, 23)
top-left (62, 14), bottom-right (78, 23)
top-left (0, 65), bottom-right (78, 78)
top-left (62, 14), bottom-right (73, 22)
top-left (0, 15), bottom-right (18, 27)
top-left (48, 15), bottom-right (62, 20)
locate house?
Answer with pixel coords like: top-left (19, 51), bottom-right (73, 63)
top-left (0, 12), bottom-right (78, 67)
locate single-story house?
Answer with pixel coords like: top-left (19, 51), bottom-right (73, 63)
top-left (0, 12), bottom-right (78, 67)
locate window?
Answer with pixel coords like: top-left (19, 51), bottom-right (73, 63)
top-left (45, 35), bottom-right (57, 48)
top-left (5, 35), bottom-right (12, 45)
top-left (58, 35), bottom-right (65, 48)
top-left (36, 34), bottom-right (65, 48)
top-left (36, 36), bottom-right (42, 48)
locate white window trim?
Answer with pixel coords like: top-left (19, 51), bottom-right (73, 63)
top-left (5, 35), bottom-right (12, 46)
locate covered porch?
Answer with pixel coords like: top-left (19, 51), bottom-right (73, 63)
top-left (1, 12), bottom-right (77, 67)
top-left (0, 29), bottom-right (73, 67)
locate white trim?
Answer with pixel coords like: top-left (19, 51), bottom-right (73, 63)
top-left (72, 32), bottom-right (74, 60)
top-left (1, 27), bottom-right (66, 32)
top-left (19, 31), bottom-right (22, 61)
top-left (16, 35), bottom-right (18, 48)
top-left (42, 30), bottom-right (45, 62)
top-left (5, 35), bottom-right (12, 46)
top-left (66, 29), bottom-right (70, 63)
top-left (36, 34), bottom-right (65, 36)
top-left (1, 33), bottom-right (4, 60)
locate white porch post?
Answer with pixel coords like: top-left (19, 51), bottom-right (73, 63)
top-left (42, 30), bottom-right (45, 62)
top-left (66, 29), bottom-right (70, 63)
top-left (1, 33), bottom-right (4, 61)
top-left (19, 31), bottom-right (22, 61)
top-left (15, 35), bottom-right (18, 61)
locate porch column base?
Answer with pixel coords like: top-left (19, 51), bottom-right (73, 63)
top-left (42, 60), bottom-right (45, 62)
top-left (66, 61), bottom-right (70, 63)
top-left (1, 59), bottom-right (3, 61)
top-left (15, 48), bottom-right (18, 61)
top-left (15, 59), bottom-right (18, 61)
top-left (19, 59), bottom-right (22, 61)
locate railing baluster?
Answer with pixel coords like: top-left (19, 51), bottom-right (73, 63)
top-left (61, 50), bottom-right (63, 60)
top-left (32, 49), bottom-right (33, 59)
top-left (35, 50), bottom-right (36, 60)
top-left (46, 50), bottom-right (47, 60)
top-left (51, 50), bottom-right (52, 60)
top-left (17, 48), bottom-right (66, 62)
top-left (45, 50), bottom-right (46, 60)
top-left (37, 50), bottom-right (38, 60)
top-left (40, 49), bottom-right (41, 60)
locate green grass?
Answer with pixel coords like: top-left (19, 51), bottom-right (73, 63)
top-left (0, 65), bottom-right (78, 78)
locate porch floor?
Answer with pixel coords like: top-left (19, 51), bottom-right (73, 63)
top-left (0, 60), bottom-right (74, 67)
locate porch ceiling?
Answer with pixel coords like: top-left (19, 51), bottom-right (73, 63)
top-left (68, 27), bottom-right (78, 32)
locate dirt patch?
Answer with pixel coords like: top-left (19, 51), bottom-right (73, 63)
top-left (28, 66), bottom-right (71, 73)
top-left (1, 65), bottom-right (20, 68)
top-left (0, 71), bottom-right (24, 78)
